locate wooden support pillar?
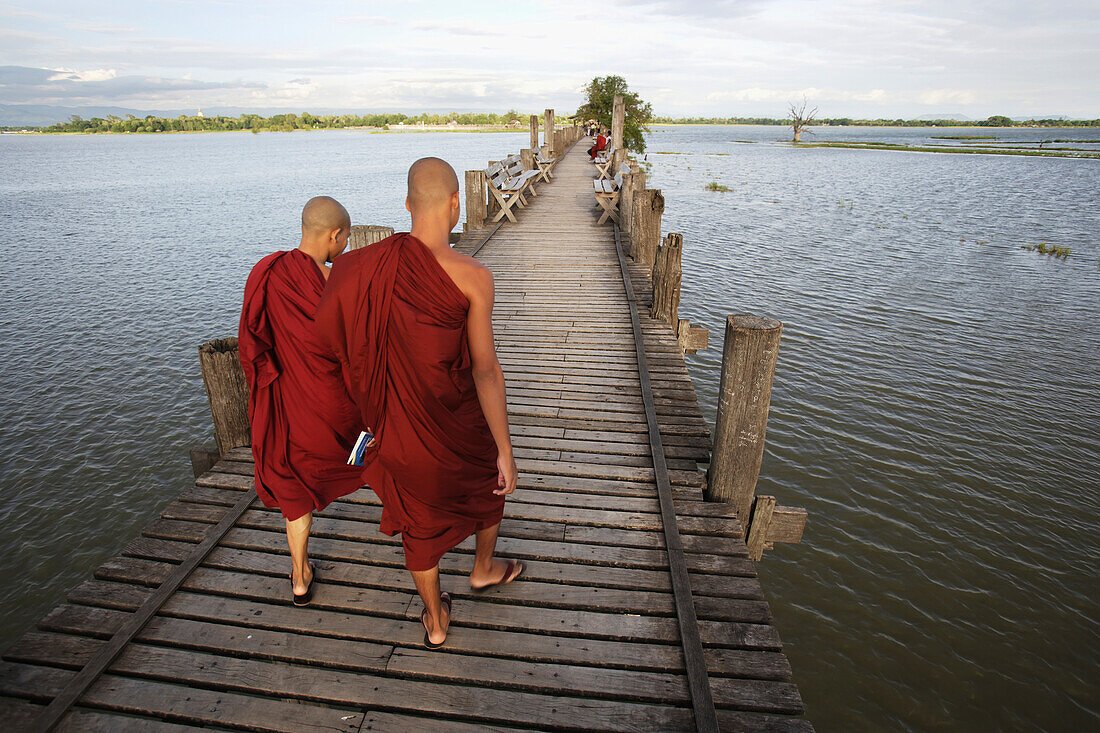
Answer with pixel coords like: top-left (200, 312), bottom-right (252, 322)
top-left (464, 170), bottom-right (487, 232)
top-left (198, 338), bottom-right (250, 457)
top-left (530, 115), bottom-right (539, 150)
top-left (612, 94), bottom-right (626, 168)
top-left (349, 225), bottom-right (394, 250)
top-left (630, 188), bottom-right (664, 268)
top-left (620, 167), bottom-right (645, 237)
top-left (650, 233), bottom-right (682, 326)
top-left (705, 315), bottom-right (782, 532)
top-left (745, 495), bottom-right (777, 561)
top-left (520, 148), bottom-right (535, 172)
top-left (544, 108), bottom-right (555, 157)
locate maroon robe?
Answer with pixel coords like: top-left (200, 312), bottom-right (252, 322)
top-left (238, 248), bottom-right (364, 520)
top-left (314, 233), bottom-right (504, 571)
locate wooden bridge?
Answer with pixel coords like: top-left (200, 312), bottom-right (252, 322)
top-left (1, 123), bottom-right (810, 731)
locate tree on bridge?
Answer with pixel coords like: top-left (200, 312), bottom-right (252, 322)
top-left (575, 75), bottom-right (653, 153)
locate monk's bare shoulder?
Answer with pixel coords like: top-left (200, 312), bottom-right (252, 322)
top-left (438, 251), bottom-right (493, 303)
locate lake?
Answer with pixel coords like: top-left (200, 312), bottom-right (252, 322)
top-left (1, 125), bottom-right (1097, 730)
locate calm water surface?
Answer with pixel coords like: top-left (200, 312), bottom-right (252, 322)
top-left (1, 126), bottom-right (1097, 730)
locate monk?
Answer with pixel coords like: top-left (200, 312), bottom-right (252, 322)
top-left (238, 196), bottom-right (364, 607)
top-left (588, 128), bottom-right (608, 160)
top-left (315, 158), bottom-right (522, 649)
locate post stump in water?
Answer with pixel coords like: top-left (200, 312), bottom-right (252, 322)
top-left (650, 233), bottom-right (683, 326)
top-left (706, 315), bottom-right (782, 532)
top-left (630, 189), bottom-right (664, 269)
top-left (198, 337), bottom-right (250, 457)
top-left (465, 170), bottom-right (487, 231)
top-left (350, 225), bottom-right (394, 250)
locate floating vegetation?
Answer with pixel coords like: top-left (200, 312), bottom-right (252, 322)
top-left (1021, 242), bottom-right (1072, 259)
top-left (931, 135), bottom-right (999, 140)
top-left (837, 199), bottom-right (853, 210)
top-left (651, 151), bottom-right (685, 155)
top-left (705, 182), bottom-right (731, 192)
top-left (798, 141), bottom-right (1100, 159)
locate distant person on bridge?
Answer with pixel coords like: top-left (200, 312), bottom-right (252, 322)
top-left (238, 196), bottom-right (364, 608)
top-left (588, 128), bottom-right (608, 160)
top-left (315, 157), bottom-right (523, 649)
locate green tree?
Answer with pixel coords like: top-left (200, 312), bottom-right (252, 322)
top-left (983, 115), bottom-right (1014, 127)
top-left (575, 75), bottom-right (653, 153)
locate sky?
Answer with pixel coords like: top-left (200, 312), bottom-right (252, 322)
top-left (2, 0), bottom-right (1098, 119)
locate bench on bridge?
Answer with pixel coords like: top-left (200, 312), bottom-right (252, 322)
top-left (485, 156), bottom-right (540, 223)
top-left (534, 148), bottom-right (556, 182)
top-left (593, 145), bottom-right (616, 180)
top-left (593, 163), bottom-right (631, 225)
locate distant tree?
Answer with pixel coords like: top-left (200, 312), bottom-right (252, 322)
top-left (789, 98), bottom-right (818, 142)
top-left (983, 115), bottom-right (1013, 127)
top-left (575, 75), bottom-right (653, 153)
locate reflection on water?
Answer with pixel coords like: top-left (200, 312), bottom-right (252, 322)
top-left (1, 127), bottom-right (1098, 730)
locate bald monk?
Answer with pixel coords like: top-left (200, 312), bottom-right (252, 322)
top-left (315, 158), bottom-right (522, 648)
top-left (238, 196), bottom-right (364, 606)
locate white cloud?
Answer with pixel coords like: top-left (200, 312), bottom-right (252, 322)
top-left (48, 67), bottom-right (117, 82)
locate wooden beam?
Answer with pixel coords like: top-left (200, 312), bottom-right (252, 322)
top-left (650, 233), bottom-right (683, 327)
top-left (630, 189), bottom-right (664, 269)
top-left (529, 114), bottom-right (539, 150)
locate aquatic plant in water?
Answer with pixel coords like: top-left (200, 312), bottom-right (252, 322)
top-left (705, 182), bottom-right (731, 192)
top-left (1021, 242), bottom-right (1071, 259)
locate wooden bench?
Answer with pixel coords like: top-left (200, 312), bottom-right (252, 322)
top-left (592, 163), bottom-right (630, 225)
top-left (503, 154), bottom-right (541, 196)
top-left (534, 149), bottom-right (556, 182)
top-left (485, 158), bottom-right (539, 223)
top-left (593, 145), bottom-right (616, 180)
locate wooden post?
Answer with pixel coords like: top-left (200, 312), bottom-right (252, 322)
top-left (705, 315), bottom-right (783, 533)
top-left (198, 338), bottom-right (250, 457)
top-left (530, 115), bottom-right (539, 150)
top-left (520, 148), bottom-right (535, 172)
top-left (650, 233), bottom-right (682, 326)
top-left (745, 495), bottom-right (777, 561)
top-left (544, 108), bottom-right (555, 157)
top-left (349, 225), bottom-right (394, 250)
top-left (464, 170), bottom-right (487, 232)
top-left (620, 167), bottom-right (645, 237)
top-left (630, 189), bottom-right (664, 269)
top-left (612, 94), bottom-right (626, 169)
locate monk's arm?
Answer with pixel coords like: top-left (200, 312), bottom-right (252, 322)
top-left (465, 263), bottom-right (517, 495)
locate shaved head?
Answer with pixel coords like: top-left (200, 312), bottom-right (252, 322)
top-left (407, 157), bottom-right (459, 213)
top-left (302, 196), bottom-right (350, 236)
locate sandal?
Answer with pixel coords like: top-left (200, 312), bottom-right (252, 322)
top-left (291, 562), bottom-right (317, 607)
top-left (470, 559), bottom-right (525, 593)
top-left (422, 592), bottom-right (452, 649)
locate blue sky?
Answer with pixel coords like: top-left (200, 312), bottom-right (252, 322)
top-left (2, 0), bottom-right (1098, 118)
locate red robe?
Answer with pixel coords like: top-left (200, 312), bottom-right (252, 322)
top-left (588, 133), bottom-right (608, 159)
top-left (238, 248), bottom-right (364, 520)
top-left (314, 233), bottom-right (504, 571)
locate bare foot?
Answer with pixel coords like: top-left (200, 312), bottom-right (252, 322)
top-left (469, 558), bottom-right (525, 591)
top-left (422, 592), bottom-right (451, 648)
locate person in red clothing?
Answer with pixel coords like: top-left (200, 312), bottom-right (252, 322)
top-left (588, 128), bottom-right (608, 160)
top-left (315, 158), bottom-right (523, 649)
top-left (238, 196), bottom-right (364, 607)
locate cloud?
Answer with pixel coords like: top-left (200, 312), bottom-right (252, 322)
top-left (64, 22), bottom-right (143, 35)
top-left (0, 65), bottom-right (265, 104)
top-left (411, 22), bottom-right (503, 37)
top-left (47, 68), bottom-right (117, 82)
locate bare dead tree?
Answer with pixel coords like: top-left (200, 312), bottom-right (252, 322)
top-left (789, 98), bottom-right (818, 142)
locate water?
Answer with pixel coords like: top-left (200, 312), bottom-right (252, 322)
top-left (1, 126), bottom-right (1098, 730)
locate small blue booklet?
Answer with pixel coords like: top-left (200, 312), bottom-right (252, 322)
top-left (347, 430), bottom-right (375, 466)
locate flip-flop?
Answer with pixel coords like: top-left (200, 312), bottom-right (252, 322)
top-left (292, 562), bottom-right (317, 607)
top-left (422, 592), bottom-right (452, 649)
top-left (470, 559), bottom-right (525, 593)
